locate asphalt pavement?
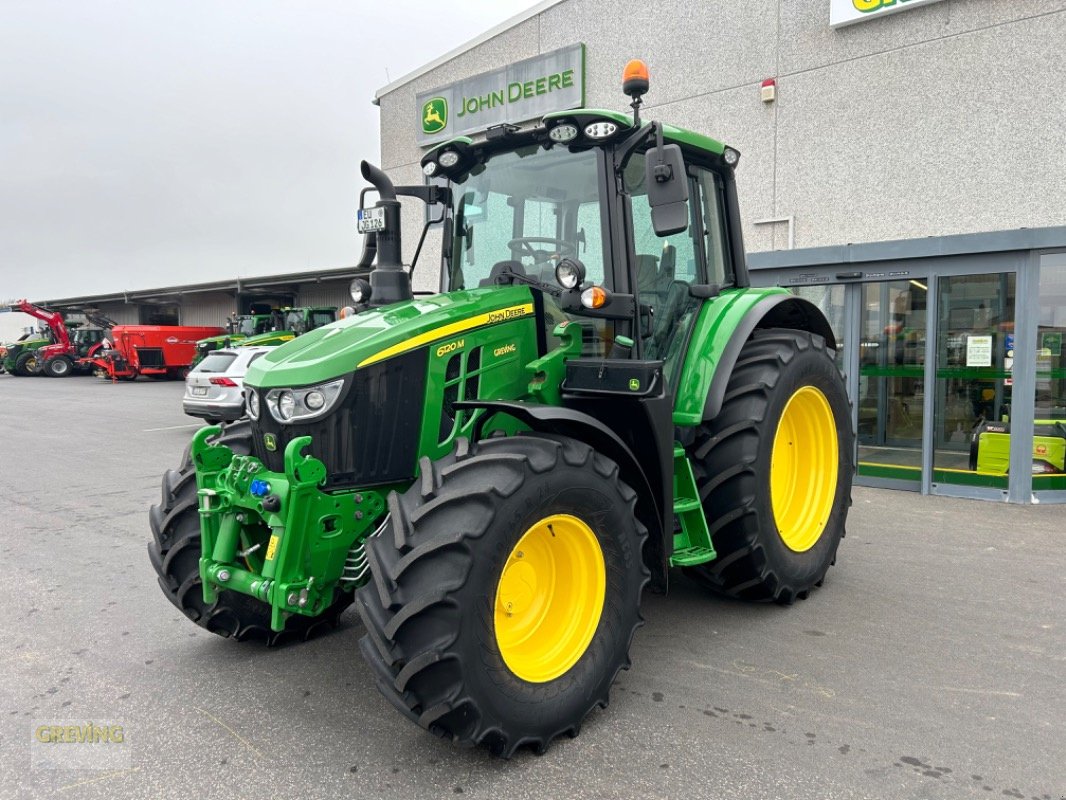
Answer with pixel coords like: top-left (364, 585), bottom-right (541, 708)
top-left (0, 374), bottom-right (1062, 800)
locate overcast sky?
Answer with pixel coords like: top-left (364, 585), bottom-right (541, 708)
top-left (0, 0), bottom-right (541, 305)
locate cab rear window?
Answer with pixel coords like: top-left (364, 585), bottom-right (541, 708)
top-left (194, 353), bottom-right (237, 373)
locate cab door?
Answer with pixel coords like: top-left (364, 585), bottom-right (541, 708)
top-left (624, 152), bottom-right (735, 385)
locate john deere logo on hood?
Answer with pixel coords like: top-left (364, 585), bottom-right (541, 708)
top-left (422, 97), bottom-right (448, 134)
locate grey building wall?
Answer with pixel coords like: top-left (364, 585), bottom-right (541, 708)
top-left (179, 292), bottom-right (236, 327)
top-left (296, 280), bottom-right (355, 309)
top-left (376, 0), bottom-right (1066, 291)
top-left (94, 302), bottom-right (139, 325)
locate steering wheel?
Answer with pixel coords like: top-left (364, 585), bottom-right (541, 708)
top-left (508, 237), bottom-right (577, 265)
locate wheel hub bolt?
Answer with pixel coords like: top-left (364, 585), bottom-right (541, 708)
top-left (287, 592), bottom-right (299, 606)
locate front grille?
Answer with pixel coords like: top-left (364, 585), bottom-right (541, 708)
top-left (251, 348), bottom-right (427, 490)
top-left (136, 347), bottom-right (165, 367)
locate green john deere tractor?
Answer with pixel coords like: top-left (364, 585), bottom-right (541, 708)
top-left (191, 313), bottom-right (277, 366)
top-left (1, 330), bottom-right (52, 376)
top-left (191, 308), bottom-right (338, 367)
top-left (149, 63), bottom-right (853, 757)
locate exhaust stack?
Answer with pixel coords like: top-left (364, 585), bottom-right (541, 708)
top-left (360, 160), bottom-right (412, 307)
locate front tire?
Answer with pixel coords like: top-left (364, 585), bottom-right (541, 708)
top-left (686, 329), bottom-right (853, 604)
top-left (356, 435), bottom-right (649, 756)
top-left (147, 421), bottom-right (351, 643)
top-left (43, 356), bottom-right (74, 377)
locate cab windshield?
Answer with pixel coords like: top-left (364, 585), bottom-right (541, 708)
top-left (446, 146), bottom-right (607, 292)
top-left (236, 317), bottom-right (258, 336)
top-left (285, 312), bottom-right (308, 334)
top-left (72, 329), bottom-right (103, 344)
top-left (309, 310), bottom-right (335, 330)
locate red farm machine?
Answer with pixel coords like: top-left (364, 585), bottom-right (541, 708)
top-left (84, 324), bottom-right (225, 380)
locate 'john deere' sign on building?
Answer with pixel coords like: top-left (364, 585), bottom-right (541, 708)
top-left (830, 0), bottom-right (948, 27)
top-left (416, 43), bottom-right (585, 146)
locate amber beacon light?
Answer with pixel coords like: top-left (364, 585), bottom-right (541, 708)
top-left (622, 59), bottom-right (650, 98)
top-left (622, 59), bottom-right (650, 124)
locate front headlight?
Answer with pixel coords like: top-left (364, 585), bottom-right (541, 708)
top-left (277, 391), bottom-right (296, 421)
top-left (264, 379), bottom-right (344, 424)
top-left (246, 387), bottom-right (260, 420)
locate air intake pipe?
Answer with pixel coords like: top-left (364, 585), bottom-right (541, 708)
top-left (360, 160), bottom-right (412, 306)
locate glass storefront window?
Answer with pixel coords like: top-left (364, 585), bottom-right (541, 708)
top-left (933, 273), bottom-right (1015, 489)
top-left (857, 280), bottom-right (927, 482)
top-left (1033, 253), bottom-right (1066, 492)
top-left (789, 285), bottom-right (846, 374)
top-left (761, 250), bottom-right (1065, 502)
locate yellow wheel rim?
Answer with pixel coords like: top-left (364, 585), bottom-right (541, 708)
top-left (494, 513), bottom-right (606, 683)
top-left (770, 386), bottom-right (839, 553)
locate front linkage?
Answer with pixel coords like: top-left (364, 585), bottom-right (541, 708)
top-left (188, 426), bottom-right (388, 632)
top-left (185, 320), bottom-right (583, 633)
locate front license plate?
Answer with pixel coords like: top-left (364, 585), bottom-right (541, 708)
top-left (357, 206), bottom-right (386, 233)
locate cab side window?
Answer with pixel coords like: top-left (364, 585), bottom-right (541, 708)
top-left (625, 154), bottom-right (700, 313)
top-left (626, 156), bottom-right (733, 383)
top-left (625, 153), bottom-right (703, 380)
top-left (696, 168), bottom-right (731, 287)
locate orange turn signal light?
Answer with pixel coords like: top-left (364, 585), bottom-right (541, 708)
top-left (580, 286), bottom-right (610, 309)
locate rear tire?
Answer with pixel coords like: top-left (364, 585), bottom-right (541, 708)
top-left (43, 356), bottom-right (74, 377)
top-left (148, 421), bottom-right (351, 643)
top-left (356, 435), bottom-right (649, 756)
top-left (685, 329), bottom-right (853, 604)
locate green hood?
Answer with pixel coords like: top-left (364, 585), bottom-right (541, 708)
top-left (244, 285), bottom-right (535, 389)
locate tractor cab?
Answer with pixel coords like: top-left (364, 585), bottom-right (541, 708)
top-left (282, 307), bottom-right (336, 335)
top-left (229, 314), bottom-right (274, 337)
top-left (427, 109), bottom-right (742, 386)
top-left (70, 326), bottom-right (107, 358)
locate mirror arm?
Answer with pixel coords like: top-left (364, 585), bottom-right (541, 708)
top-left (613, 121), bottom-right (658, 175)
top-left (409, 202), bottom-right (447, 278)
top-left (394, 184), bottom-right (452, 207)
top-left (492, 269), bottom-right (564, 298)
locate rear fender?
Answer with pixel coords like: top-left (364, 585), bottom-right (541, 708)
top-left (672, 289), bottom-right (836, 425)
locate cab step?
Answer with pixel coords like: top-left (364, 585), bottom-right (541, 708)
top-left (669, 446), bottom-right (716, 567)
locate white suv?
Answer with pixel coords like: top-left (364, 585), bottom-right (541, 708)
top-left (183, 346), bottom-right (272, 424)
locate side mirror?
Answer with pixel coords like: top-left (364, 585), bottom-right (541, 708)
top-left (644, 144), bottom-right (689, 237)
